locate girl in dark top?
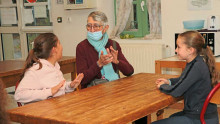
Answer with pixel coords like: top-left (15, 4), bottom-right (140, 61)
top-left (152, 31), bottom-right (219, 124)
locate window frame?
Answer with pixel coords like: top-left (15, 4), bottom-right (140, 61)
top-left (114, 0), bottom-right (149, 38)
top-left (0, 0), bottom-right (53, 60)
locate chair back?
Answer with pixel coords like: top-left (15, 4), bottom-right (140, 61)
top-left (200, 82), bottom-right (220, 124)
top-left (15, 81), bottom-right (22, 107)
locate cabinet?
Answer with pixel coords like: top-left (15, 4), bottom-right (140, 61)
top-left (63, 0), bottom-right (96, 9)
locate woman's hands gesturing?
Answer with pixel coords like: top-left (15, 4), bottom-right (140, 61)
top-left (97, 46), bottom-right (119, 67)
top-left (97, 48), bottom-right (113, 67)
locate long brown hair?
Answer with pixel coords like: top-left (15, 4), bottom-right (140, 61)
top-left (20, 33), bottom-right (58, 81)
top-left (179, 31), bottom-right (219, 86)
top-left (0, 79), bottom-right (10, 124)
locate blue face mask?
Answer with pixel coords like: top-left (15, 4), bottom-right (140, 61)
top-left (87, 31), bottom-right (103, 41)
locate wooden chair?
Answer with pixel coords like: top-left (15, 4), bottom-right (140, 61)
top-left (200, 82), bottom-right (220, 124)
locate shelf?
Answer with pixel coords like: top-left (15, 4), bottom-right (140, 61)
top-left (63, 0), bottom-right (96, 9)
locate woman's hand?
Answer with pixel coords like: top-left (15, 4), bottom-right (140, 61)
top-left (109, 46), bottom-right (119, 64)
top-left (51, 80), bottom-right (65, 96)
top-left (70, 73), bottom-right (84, 89)
top-left (97, 49), bottom-right (113, 67)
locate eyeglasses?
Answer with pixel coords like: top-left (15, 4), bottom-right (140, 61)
top-left (86, 24), bottom-right (103, 31)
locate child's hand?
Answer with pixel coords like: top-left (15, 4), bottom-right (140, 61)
top-left (70, 73), bottom-right (84, 89)
top-left (156, 81), bottom-right (165, 89)
top-left (51, 80), bottom-right (65, 96)
top-left (155, 78), bottom-right (169, 85)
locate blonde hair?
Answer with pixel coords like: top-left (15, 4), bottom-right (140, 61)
top-left (178, 31), bottom-right (219, 86)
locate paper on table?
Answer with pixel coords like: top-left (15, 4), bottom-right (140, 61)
top-left (0, 8), bottom-right (17, 25)
top-left (24, 9), bottom-right (34, 24)
top-left (34, 5), bottom-right (47, 18)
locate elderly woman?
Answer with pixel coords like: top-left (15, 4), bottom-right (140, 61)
top-left (76, 11), bottom-right (134, 89)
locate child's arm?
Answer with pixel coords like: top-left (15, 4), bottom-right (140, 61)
top-left (14, 71), bottom-right (53, 104)
top-left (159, 65), bottom-right (201, 97)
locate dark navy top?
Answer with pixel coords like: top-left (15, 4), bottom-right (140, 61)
top-left (160, 55), bottom-right (217, 119)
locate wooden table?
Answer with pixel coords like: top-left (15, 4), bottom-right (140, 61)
top-left (155, 55), bottom-right (220, 74)
top-left (0, 56), bottom-right (76, 88)
top-left (7, 73), bottom-right (181, 124)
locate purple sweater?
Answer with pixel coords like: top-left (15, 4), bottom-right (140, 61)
top-left (76, 39), bottom-right (134, 88)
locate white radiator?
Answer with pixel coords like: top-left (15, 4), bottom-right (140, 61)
top-left (120, 43), bottom-right (166, 74)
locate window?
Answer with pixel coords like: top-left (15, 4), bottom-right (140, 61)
top-left (114, 0), bottom-right (149, 38)
top-left (26, 33), bottom-right (41, 51)
top-left (1, 33), bottom-right (21, 60)
top-left (0, 0), bottom-right (52, 61)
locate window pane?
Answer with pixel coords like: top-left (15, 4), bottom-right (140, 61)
top-left (0, 7), bottom-right (18, 27)
top-left (76, 0), bottom-right (83, 4)
top-left (0, 0), bottom-right (16, 5)
top-left (67, 0), bottom-right (83, 4)
top-left (26, 33), bottom-right (41, 51)
top-left (24, 0), bottom-right (48, 3)
top-left (23, 5), bottom-right (52, 26)
top-left (124, 3), bottom-right (138, 31)
top-left (1, 33), bottom-right (21, 60)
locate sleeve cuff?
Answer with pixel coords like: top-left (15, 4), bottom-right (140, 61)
top-left (168, 79), bottom-right (172, 85)
top-left (66, 81), bottom-right (75, 92)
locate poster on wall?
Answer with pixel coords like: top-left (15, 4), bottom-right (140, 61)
top-left (188, 0), bottom-right (212, 10)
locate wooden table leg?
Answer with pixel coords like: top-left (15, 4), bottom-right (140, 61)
top-left (155, 61), bottom-right (161, 74)
top-left (147, 115), bottom-right (151, 124)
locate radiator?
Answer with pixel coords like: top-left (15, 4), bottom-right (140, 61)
top-left (120, 43), bottom-right (166, 74)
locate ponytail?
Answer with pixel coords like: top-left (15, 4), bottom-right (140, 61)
top-left (19, 33), bottom-right (57, 81)
top-left (20, 49), bottom-right (42, 81)
top-left (202, 46), bottom-right (219, 87)
top-left (179, 31), bottom-right (219, 87)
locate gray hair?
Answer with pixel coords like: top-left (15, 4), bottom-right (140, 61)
top-left (88, 11), bottom-right (108, 26)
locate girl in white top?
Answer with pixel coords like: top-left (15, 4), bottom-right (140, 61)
top-left (15, 33), bottom-right (84, 104)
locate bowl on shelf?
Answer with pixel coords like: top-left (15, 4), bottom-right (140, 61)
top-left (183, 20), bottom-right (205, 30)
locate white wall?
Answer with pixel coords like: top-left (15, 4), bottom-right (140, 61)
top-left (52, 0), bottom-right (220, 57)
top-left (162, 0), bottom-right (220, 56)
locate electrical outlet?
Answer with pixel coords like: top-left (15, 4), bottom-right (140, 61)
top-left (57, 17), bottom-right (62, 23)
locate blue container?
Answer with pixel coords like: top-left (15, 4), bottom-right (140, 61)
top-left (183, 20), bottom-right (205, 30)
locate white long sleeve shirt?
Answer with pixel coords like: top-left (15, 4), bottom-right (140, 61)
top-left (14, 59), bottom-right (74, 104)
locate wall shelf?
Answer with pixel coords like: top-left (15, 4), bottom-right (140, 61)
top-left (63, 0), bottom-right (96, 9)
